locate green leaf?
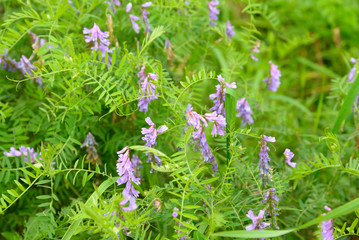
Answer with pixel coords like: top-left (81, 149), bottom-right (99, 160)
top-left (212, 230), bottom-right (293, 238)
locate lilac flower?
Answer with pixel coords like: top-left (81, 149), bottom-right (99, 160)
top-left (226, 20), bottom-right (235, 40)
top-left (172, 207), bottom-right (179, 218)
top-left (137, 66), bottom-right (159, 113)
top-left (263, 61), bottom-right (281, 92)
top-left (321, 206), bottom-right (334, 240)
top-left (141, 2), bottom-right (152, 33)
top-left (186, 104), bottom-right (208, 129)
top-left (105, 0), bottom-right (121, 14)
top-left (348, 58), bottom-right (357, 82)
top-left (126, 2), bottom-right (132, 13)
top-left (129, 15), bottom-right (140, 34)
top-left (236, 98), bottom-right (254, 126)
top-left (204, 112), bottom-right (226, 137)
top-left (250, 41), bottom-right (260, 61)
top-left (208, 0), bottom-right (219, 26)
top-left (81, 132), bottom-right (101, 165)
top-left (0, 51), bottom-right (17, 72)
top-left (284, 148), bottom-right (295, 168)
top-left (17, 55), bottom-right (36, 77)
top-left (83, 23), bottom-right (112, 61)
top-left (210, 75), bottom-right (237, 116)
top-left (262, 188), bottom-right (280, 229)
top-left (259, 135), bottom-right (275, 186)
top-left (245, 210), bottom-right (271, 231)
top-left (116, 146), bottom-right (140, 211)
top-left (4, 146), bottom-right (42, 163)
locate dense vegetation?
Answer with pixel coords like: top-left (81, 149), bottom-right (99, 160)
top-left (1, 0), bottom-right (359, 239)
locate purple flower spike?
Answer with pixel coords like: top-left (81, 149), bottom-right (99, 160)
top-left (348, 58), bottom-right (357, 82)
top-left (204, 112), bottom-right (226, 137)
top-left (236, 98), bottom-right (254, 126)
top-left (126, 2), bottom-right (132, 12)
top-left (4, 146), bottom-right (42, 163)
top-left (141, 2), bottom-right (152, 33)
top-left (245, 210), bottom-right (271, 231)
top-left (105, 0), bottom-right (121, 14)
top-left (261, 188), bottom-right (280, 229)
top-left (263, 61), bottom-right (281, 92)
top-left (210, 75), bottom-right (236, 116)
top-left (250, 41), bottom-right (260, 61)
top-left (321, 206), bottom-right (334, 240)
top-left (284, 148), bottom-right (296, 168)
top-left (259, 135), bottom-right (275, 186)
top-left (137, 66), bottom-right (159, 113)
top-left (208, 0), bottom-right (219, 26)
top-left (83, 23), bottom-right (112, 62)
top-left (226, 20), bottom-right (235, 40)
top-left (129, 14), bottom-right (140, 33)
top-left (172, 207), bottom-right (179, 218)
top-left (116, 146), bottom-right (140, 211)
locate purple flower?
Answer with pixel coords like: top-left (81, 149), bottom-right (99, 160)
top-left (116, 146), bottom-right (140, 211)
top-left (131, 154), bottom-right (142, 177)
top-left (83, 23), bottom-right (112, 62)
top-left (210, 75), bottom-right (236, 116)
top-left (126, 2), bottom-right (132, 12)
top-left (208, 0), bottom-right (219, 26)
top-left (137, 66), bottom-right (159, 113)
top-left (263, 61), bottom-right (281, 92)
top-left (17, 55), bottom-right (36, 77)
top-left (129, 14), bottom-right (140, 33)
top-left (259, 135), bottom-right (275, 186)
top-left (245, 210), bottom-right (271, 231)
top-left (141, 2), bottom-right (152, 33)
top-left (28, 31), bottom-right (47, 50)
top-left (321, 206), bottom-right (334, 240)
top-left (204, 112), bottom-right (226, 137)
top-left (262, 188), bottom-right (280, 229)
top-left (226, 20), bottom-right (235, 40)
top-left (186, 104), bottom-right (208, 129)
top-left (250, 41), bottom-right (260, 61)
top-left (284, 148), bottom-right (295, 168)
top-left (236, 98), bottom-right (254, 126)
top-left (105, 0), bottom-right (121, 14)
top-left (348, 58), bottom-right (357, 82)
top-left (172, 207), bottom-right (179, 218)
top-left (4, 146), bottom-right (42, 163)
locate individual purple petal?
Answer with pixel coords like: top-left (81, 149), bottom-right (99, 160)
top-left (284, 148), bottom-right (296, 168)
top-left (348, 58), bottom-right (357, 82)
top-left (142, 2), bottom-right (152, 7)
top-left (126, 2), bottom-right (132, 12)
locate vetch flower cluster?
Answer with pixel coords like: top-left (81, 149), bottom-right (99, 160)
top-left (141, 117), bottom-right (168, 171)
top-left (81, 132), bottom-right (101, 165)
top-left (4, 146), bottom-right (42, 163)
top-left (263, 61), bottom-right (281, 92)
top-left (141, 2), bottom-right (152, 34)
top-left (321, 206), bottom-right (334, 240)
top-left (284, 148), bottom-right (295, 168)
top-left (262, 188), bottom-right (280, 229)
top-left (226, 20), bottom-right (235, 40)
top-left (259, 135), bottom-right (275, 186)
top-left (210, 74), bottom-right (236, 116)
top-left (116, 146), bottom-right (140, 211)
top-left (250, 41), bottom-right (260, 61)
top-left (137, 65), bottom-right (159, 113)
top-left (236, 98), bottom-right (254, 126)
top-left (348, 58), bottom-right (357, 82)
top-left (83, 23), bottom-right (112, 62)
top-left (245, 210), bottom-right (271, 231)
top-left (208, 0), bottom-right (219, 26)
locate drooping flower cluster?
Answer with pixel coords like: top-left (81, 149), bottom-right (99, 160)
top-left (116, 146), bottom-right (140, 211)
top-left (284, 148), bottom-right (295, 168)
top-left (141, 117), bottom-right (168, 171)
top-left (262, 188), bottom-right (280, 229)
top-left (263, 61), bottom-right (281, 92)
top-left (105, 0), bottom-right (121, 14)
top-left (250, 41), bottom-right (260, 61)
top-left (208, 0), bottom-right (219, 26)
top-left (245, 210), bottom-right (271, 231)
top-left (348, 58), bottom-right (357, 82)
top-left (210, 75), bottom-right (237, 116)
top-left (4, 146), bottom-right (42, 163)
top-left (259, 135), bottom-right (275, 186)
top-left (81, 132), bottom-right (101, 165)
top-left (186, 104), bottom-right (226, 173)
top-left (141, 2), bottom-right (152, 34)
top-left (137, 65), bottom-right (159, 113)
top-left (83, 23), bottom-right (112, 62)
top-left (236, 98), bottom-right (254, 126)
top-left (321, 206), bottom-right (334, 240)
top-left (226, 20), bottom-right (235, 40)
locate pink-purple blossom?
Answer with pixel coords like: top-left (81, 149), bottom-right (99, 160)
top-left (321, 206), bottom-right (334, 240)
top-left (263, 61), bottom-right (281, 92)
top-left (105, 0), bottom-right (121, 14)
top-left (250, 41), bottom-right (260, 61)
top-left (83, 23), bottom-right (112, 62)
top-left (137, 66), bottom-right (159, 113)
top-left (4, 146), bottom-right (42, 163)
top-left (236, 98), bottom-right (253, 126)
top-left (126, 2), bottom-right (132, 12)
top-left (208, 0), bottom-right (219, 26)
top-left (259, 135), bottom-right (275, 186)
top-left (210, 75), bottom-right (236, 116)
top-left (204, 112), bottom-right (226, 137)
top-left (226, 20), bottom-right (235, 40)
top-left (172, 207), bottom-right (179, 218)
top-left (141, 2), bottom-right (152, 33)
top-left (116, 146), bottom-right (140, 211)
top-left (284, 148), bottom-right (296, 168)
top-left (245, 210), bottom-right (271, 231)
top-left (129, 15), bottom-right (140, 33)
top-left (348, 58), bottom-right (357, 82)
